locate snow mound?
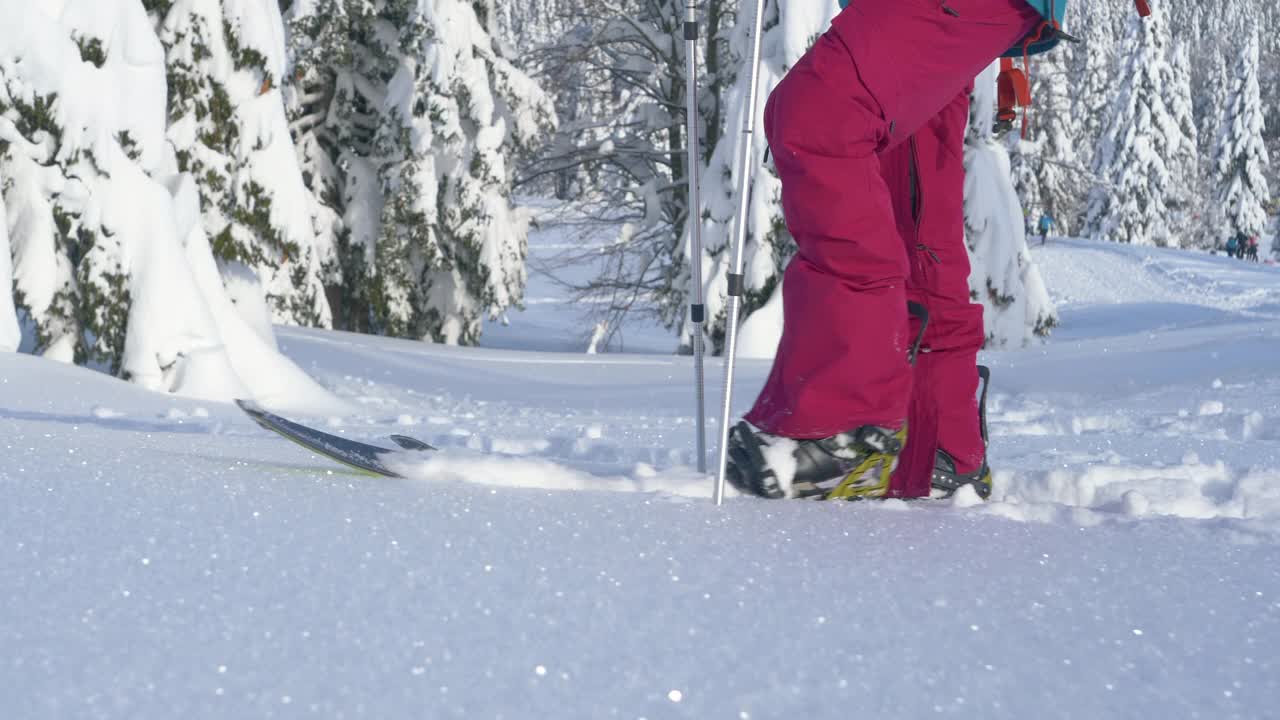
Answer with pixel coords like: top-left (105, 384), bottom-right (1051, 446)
top-left (992, 461), bottom-right (1280, 525)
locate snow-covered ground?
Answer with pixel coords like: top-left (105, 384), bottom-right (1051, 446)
top-left (3, 234), bottom-right (1280, 718)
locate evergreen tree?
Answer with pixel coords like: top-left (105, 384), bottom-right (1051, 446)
top-left (150, 0), bottom-right (333, 328)
top-left (1085, 3), bottom-right (1189, 246)
top-left (1035, 60), bottom-right (1082, 235)
top-left (1006, 135), bottom-right (1040, 239)
top-left (1068, 0), bottom-right (1119, 166)
top-left (0, 0), bottom-right (337, 405)
top-left (1166, 40), bottom-right (1200, 235)
top-left (966, 63), bottom-right (1057, 346)
top-left (286, 0), bottom-right (554, 344)
top-left (1211, 32), bottom-right (1271, 247)
top-left (1258, 4), bottom-right (1280, 195)
top-left (492, 0), bottom-right (567, 51)
top-left (284, 0), bottom-right (382, 332)
top-left (376, 0), bottom-right (555, 343)
top-left (3, 32), bottom-right (119, 366)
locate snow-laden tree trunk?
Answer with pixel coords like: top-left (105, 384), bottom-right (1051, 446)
top-left (966, 64), bottom-right (1057, 346)
top-left (151, 0), bottom-right (333, 330)
top-left (1212, 32), bottom-right (1271, 248)
top-left (0, 0), bottom-right (342, 411)
top-left (286, 0), bottom-right (553, 345)
top-left (677, 0), bottom-right (831, 357)
top-left (1085, 3), bottom-right (1189, 246)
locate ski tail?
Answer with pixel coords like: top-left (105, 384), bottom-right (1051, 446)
top-left (390, 434), bottom-right (436, 452)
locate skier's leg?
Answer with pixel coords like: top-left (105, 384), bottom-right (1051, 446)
top-left (744, 0), bottom-right (1039, 440)
top-left (914, 103), bottom-right (988, 485)
top-left (879, 90), bottom-right (986, 499)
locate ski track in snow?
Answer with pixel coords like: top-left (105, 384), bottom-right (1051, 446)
top-left (3, 235), bottom-right (1280, 718)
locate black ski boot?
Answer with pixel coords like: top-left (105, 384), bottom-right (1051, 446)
top-left (930, 365), bottom-right (993, 500)
top-left (930, 450), bottom-right (992, 499)
top-left (725, 422), bottom-right (907, 500)
top-left (725, 301), bottom-right (925, 501)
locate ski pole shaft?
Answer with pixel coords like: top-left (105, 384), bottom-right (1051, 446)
top-left (714, 0), bottom-right (767, 506)
top-left (685, 0), bottom-right (707, 474)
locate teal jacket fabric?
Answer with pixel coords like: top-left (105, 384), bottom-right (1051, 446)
top-left (1006, 0), bottom-right (1067, 57)
top-left (834, 0), bottom-right (1067, 57)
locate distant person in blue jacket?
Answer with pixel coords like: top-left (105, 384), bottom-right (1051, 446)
top-left (1037, 214), bottom-right (1054, 245)
top-left (1225, 235), bottom-right (1240, 257)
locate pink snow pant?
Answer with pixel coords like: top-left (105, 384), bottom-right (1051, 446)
top-left (744, 0), bottom-right (1039, 497)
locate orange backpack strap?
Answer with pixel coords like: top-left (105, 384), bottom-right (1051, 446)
top-left (996, 57), bottom-right (1032, 138)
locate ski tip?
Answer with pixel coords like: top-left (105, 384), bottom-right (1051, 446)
top-left (389, 434), bottom-right (437, 452)
top-left (235, 398), bottom-right (264, 415)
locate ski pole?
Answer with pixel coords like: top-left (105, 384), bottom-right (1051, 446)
top-left (685, 0), bottom-right (707, 474)
top-left (713, 0), bottom-right (767, 506)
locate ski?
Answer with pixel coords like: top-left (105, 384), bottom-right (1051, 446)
top-left (236, 399), bottom-right (434, 478)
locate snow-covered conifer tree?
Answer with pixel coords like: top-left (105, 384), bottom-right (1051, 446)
top-left (1068, 1), bottom-right (1119, 163)
top-left (1166, 40), bottom-right (1202, 238)
top-left (0, 0), bottom-right (341, 409)
top-left (375, 0), bottom-right (554, 343)
top-left (965, 63), bottom-right (1056, 346)
top-left (1211, 32), bottom-right (1271, 247)
top-left (1262, 7), bottom-right (1280, 193)
top-left (149, 0), bottom-right (333, 328)
top-left (491, 0), bottom-right (566, 51)
top-left (286, 0), bottom-right (553, 344)
top-left (1085, 3), bottom-right (1189, 246)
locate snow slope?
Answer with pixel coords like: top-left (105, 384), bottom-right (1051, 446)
top-left (3, 236), bottom-right (1280, 718)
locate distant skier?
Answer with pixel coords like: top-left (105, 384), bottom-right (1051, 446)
top-left (1247, 236), bottom-right (1260, 262)
top-left (1226, 235), bottom-right (1240, 258)
top-left (1037, 214), bottom-right (1055, 245)
top-left (722, 0), bottom-right (1143, 502)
